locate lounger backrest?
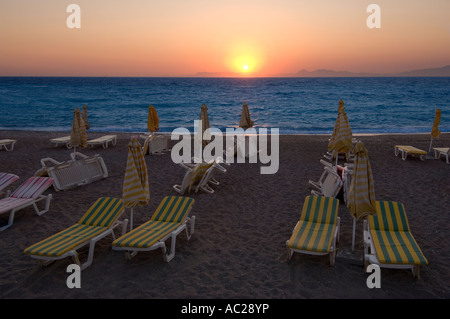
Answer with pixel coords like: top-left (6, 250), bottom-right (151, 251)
top-left (10, 177), bottom-right (54, 199)
top-left (150, 196), bottom-right (195, 223)
top-left (300, 195), bottom-right (339, 225)
top-left (320, 167), bottom-right (342, 197)
top-left (191, 162), bottom-right (213, 184)
top-left (370, 201), bottom-right (411, 232)
top-left (78, 197), bottom-right (124, 228)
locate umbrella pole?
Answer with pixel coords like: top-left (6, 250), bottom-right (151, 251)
top-left (130, 207), bottom-right (134, 231)
top-left (426, 138), bottom-right (435, 159)
top-left (352, 217), bottom-right (356, 251)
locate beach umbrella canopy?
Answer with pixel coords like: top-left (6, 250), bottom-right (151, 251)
top-left (198, 104), bottom-right (211, 146)
top-left (431, 108), bottom-right (441, 139)
top-left (82, 105), bottom-right (90, 130)
top-left (70, 107), bottom-right (87, 150)
top-left (239, 102), bottom-right (254, 129)
top-left (328, 100), bottom-right (353, 159)
top-left (147, 105), bottom-right (159, 133)
top-left (347, 141), bottom-right (376, 250)
top-left (122, 137), bottom-right (150, 229)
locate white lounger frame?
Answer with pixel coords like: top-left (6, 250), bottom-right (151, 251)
top-left (113, 216), bottom-right (195, 263)
top-left (394, 145), bottom-right (426, 161)
top-left (433, 147), bottom-right (450, 164)
top-left (0, 193), bottom-right (53, 232)
top-left (87, 135), bottom-right (117, 149)
top-left (363, 220), bottom-right (422, 278)
top-left (286, 217), bottom-right (340, 266)
top-left (37, 152), bottom-right (108, 191)
top-left (29, 219), bottom-right (128, 270)
top-left (0, 139), bottom-right (17, 151)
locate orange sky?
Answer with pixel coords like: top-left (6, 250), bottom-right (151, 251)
top-left (0, 0), bottom-right (449, 77)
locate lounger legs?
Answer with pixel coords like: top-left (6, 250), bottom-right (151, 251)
top-left (32, 194), bottom-right (53, 216)
top-left (123, 216), bottom-right (196, 263)
top-left (0, 195), bottom-right (53, 232)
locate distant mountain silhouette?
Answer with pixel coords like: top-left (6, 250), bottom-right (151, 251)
top-left (193, 65), bottom-right (450, 77)
top-left (288, 65), bottom-right (450, 77)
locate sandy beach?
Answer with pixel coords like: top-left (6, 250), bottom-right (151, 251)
top-left (0, 130), bottom-right (449, 300)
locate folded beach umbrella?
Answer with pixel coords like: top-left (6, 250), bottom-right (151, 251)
top-left (328, 100), bottom-right (353, 162)
top-left (122, 137), bottom-right (150, 230)
top-left (431, 108), bottom-right (441, 139)
top-left (197, 104), bottom-right (211, 147)
top-left (147, 105), bottom-right (159, 133)
top-left (70, 107), bottom-right (87, 152)
top-left (239, 102), bottom-right (254, 129)
top-left (82, 105), bottom-right (90, 130)
top-left (427, 108), bottom-right (441, 157)
top-left (347, 141), bottom-right (376, 250)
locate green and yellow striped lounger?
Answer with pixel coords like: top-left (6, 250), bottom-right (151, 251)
top-left (286, 196), bottom-right (340, 265)
top-left (394, 145), bottom-right (427, 161)
top-left (24, 197), bottom-right (125, 270)
top-left (112, 196), bottom-right (195, 262)
top-left (364, 201), bottom-right (428, 278)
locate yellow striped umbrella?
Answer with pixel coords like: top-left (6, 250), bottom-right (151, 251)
top-left (328, 100), bottom-right (353, 162)
top-left (122, 137), bottom-right (150, 229)
top-left (198, 104), bottom-right (210, 146)
top-left (239, 102), bottom-right (254, 129)
top-left (431, 108), bottom-right (441, 139)
top-left (82, 105), bottom-right (90, 130)
top-left (427, 108), bottom-right (442, 158)
top-left (147, 105), bottom-right (159, 133)
top-left (347, 141), bottom-right (376, 250)
top-left (70, 107), bottom-right (87, 152)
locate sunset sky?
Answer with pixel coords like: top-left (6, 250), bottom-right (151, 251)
top-left (1, 0), bottom-right (449, 77)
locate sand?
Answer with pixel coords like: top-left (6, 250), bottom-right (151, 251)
top-left (0, 130), bottom-right (449, 300)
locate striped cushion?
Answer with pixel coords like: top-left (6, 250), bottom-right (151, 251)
top-left (24, 224), bottom-right (107, 257)
top-left (150, 196), bottom-right (194, 223)
top-left (112, 220), bottom-right (182, 249)
top-left (0, 173), bottom-right (19, 190)
top-left (10, 177), bottom-right (54, 199)
top-left (112, 196), bottom-right (194, 249)
top-left (78, 197), bottom-right (124, 227)
top-left (24, 197), bottom-right (124, 257)
top-left (369, 201), bottom-right (428, 265)
top-left (287, 196), bottom-right (339, 253)
top-left (0, 198), bottom-right (33, 214)
top-left (191, 162), bottom-right (213, 184)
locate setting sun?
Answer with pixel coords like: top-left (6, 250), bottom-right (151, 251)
top-left (243, 65), bottom-right (249, 71)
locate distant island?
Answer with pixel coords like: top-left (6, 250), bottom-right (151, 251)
top-left (194, 65), bottom-right (450, 77)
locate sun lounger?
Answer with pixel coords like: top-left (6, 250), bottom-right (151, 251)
top-left (112, 196), bottom-right (195, 262)
top-left (363, 200), bottom-right (428, 279)
top-left (173, 161), bottom-right (213, 194)
top-left (0, 139), bottom-right (17, 151)
top-left (394, 145), bottom-right (426, 161)
top-left (433, 147), bottom-right (449, 164)
top-left (0, 173), bottom-right (19, 196)
top-left (87, 135), bottom-right (117, 149)
top-left (140, 134), bottom-right (171, 155)
top-left (36, 152), bottom-right (108, 191)
top-left (0, 177), bottom-right (54, 231)
top-left (173, 159), bottom-right (226, 194)
top-left (49, 136), bottom-right (72, 148)
top-left (308, 159), bottom-right (334, 190)
top-left (310, 166), bottom-right (343, 198)
top-left (286, 195), bottom-right (340, 266)
top-left (24, 197), bottom-right (127, 270)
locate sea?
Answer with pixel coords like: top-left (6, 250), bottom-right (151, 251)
top-left (0, 77), bottom-right (449, 135)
